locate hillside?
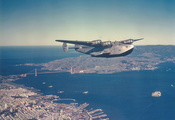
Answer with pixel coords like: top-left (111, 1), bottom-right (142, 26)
top-left (39, 45), bottom-right (175, 74)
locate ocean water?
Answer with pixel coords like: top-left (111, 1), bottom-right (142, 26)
top-left (0, 46), bottom-right (81, 75)
top-left (1, 46), bottom-right (175, 120)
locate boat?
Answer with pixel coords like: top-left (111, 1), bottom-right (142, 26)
top-left (42, 82), bottom-right (46, 84)
top-left (152, 91), bottom-right (161, 97)
top-left (57, 90), bottom-right (64, 93)
top-left (83, 91), bottom-right (88, 94)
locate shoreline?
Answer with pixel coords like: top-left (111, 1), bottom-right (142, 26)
top-left (0, 74), bottom-right (109, 120)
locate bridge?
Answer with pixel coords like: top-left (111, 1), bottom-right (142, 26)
top-left (20, 68), bottom-right (72, 77)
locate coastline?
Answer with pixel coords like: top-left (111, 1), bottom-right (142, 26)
top-left (0, 75), bottom-right (109, 120)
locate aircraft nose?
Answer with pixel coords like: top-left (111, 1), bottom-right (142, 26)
top-left (123, 44), bottom-right (134, 50)
top-left (130, 44), bottom-right (134, 49)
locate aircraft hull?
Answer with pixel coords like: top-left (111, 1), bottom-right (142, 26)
top-left (91, 48), bottom-right (134, 58)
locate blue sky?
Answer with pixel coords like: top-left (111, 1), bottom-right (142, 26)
top-left (0, 0), bottom-right (175, 46)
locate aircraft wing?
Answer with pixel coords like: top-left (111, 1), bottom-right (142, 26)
top-left (55, 40), bottom-right (92, 46)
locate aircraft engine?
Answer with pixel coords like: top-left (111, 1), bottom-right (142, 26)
top-left (101, 41), bottom-right (112, 46)
top-left (123, 39), bottom-right (133, 44)
top-left (62, 42), bottom-right (68, 52)
top-left (91, 40), bottom-right (102, 45)
top-left (121, 38), bottom-right (143, 44)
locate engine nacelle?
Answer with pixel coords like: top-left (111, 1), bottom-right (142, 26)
top-left (62, 42), bottom-right (68, 52)
top-left (122, 39), bottom-right (133, 44)
top-left (101, 41), bottom-right (112, 46)
top-left (91, 40), bottom-right (102, 45)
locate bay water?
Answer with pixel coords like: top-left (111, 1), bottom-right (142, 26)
top-left (1, 46), bottom-right (175, 120)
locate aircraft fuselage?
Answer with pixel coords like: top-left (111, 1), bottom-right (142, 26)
top-left (55, 38), bottom-right (143, 58)
top-left (75, 42), bottom-right (134, 57)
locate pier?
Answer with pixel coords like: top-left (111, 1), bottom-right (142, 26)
top-left (58, 98), bottom-right (76, 102)
top-left (86, 109), bottom-right (109, 120)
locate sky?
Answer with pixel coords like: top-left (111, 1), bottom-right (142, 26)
top-left (0, 0), bottom-right (175, 46)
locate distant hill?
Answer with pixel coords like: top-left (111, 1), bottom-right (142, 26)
top-left (21, 45), bottom-right (175, 74)
top-left (131, 45), bottom-right (175, 59)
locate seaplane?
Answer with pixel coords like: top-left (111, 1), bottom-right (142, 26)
top-left (55, 38), bottom-right (143, 58)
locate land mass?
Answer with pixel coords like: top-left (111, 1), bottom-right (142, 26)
top-left (20, 45), bottom-right (175, 74)
top-left (1, 45), bottom-right (175, 120)
top-left (0, 80), bottom-right (109, 120)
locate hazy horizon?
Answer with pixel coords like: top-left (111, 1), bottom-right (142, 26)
top-left (1, 44), bottom-right (175, 47)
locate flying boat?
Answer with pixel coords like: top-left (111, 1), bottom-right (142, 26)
top-left (55, 38), bottom-right (143, 57)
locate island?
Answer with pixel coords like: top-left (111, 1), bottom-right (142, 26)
top-left (19, 45), bottom-right (175, 74)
